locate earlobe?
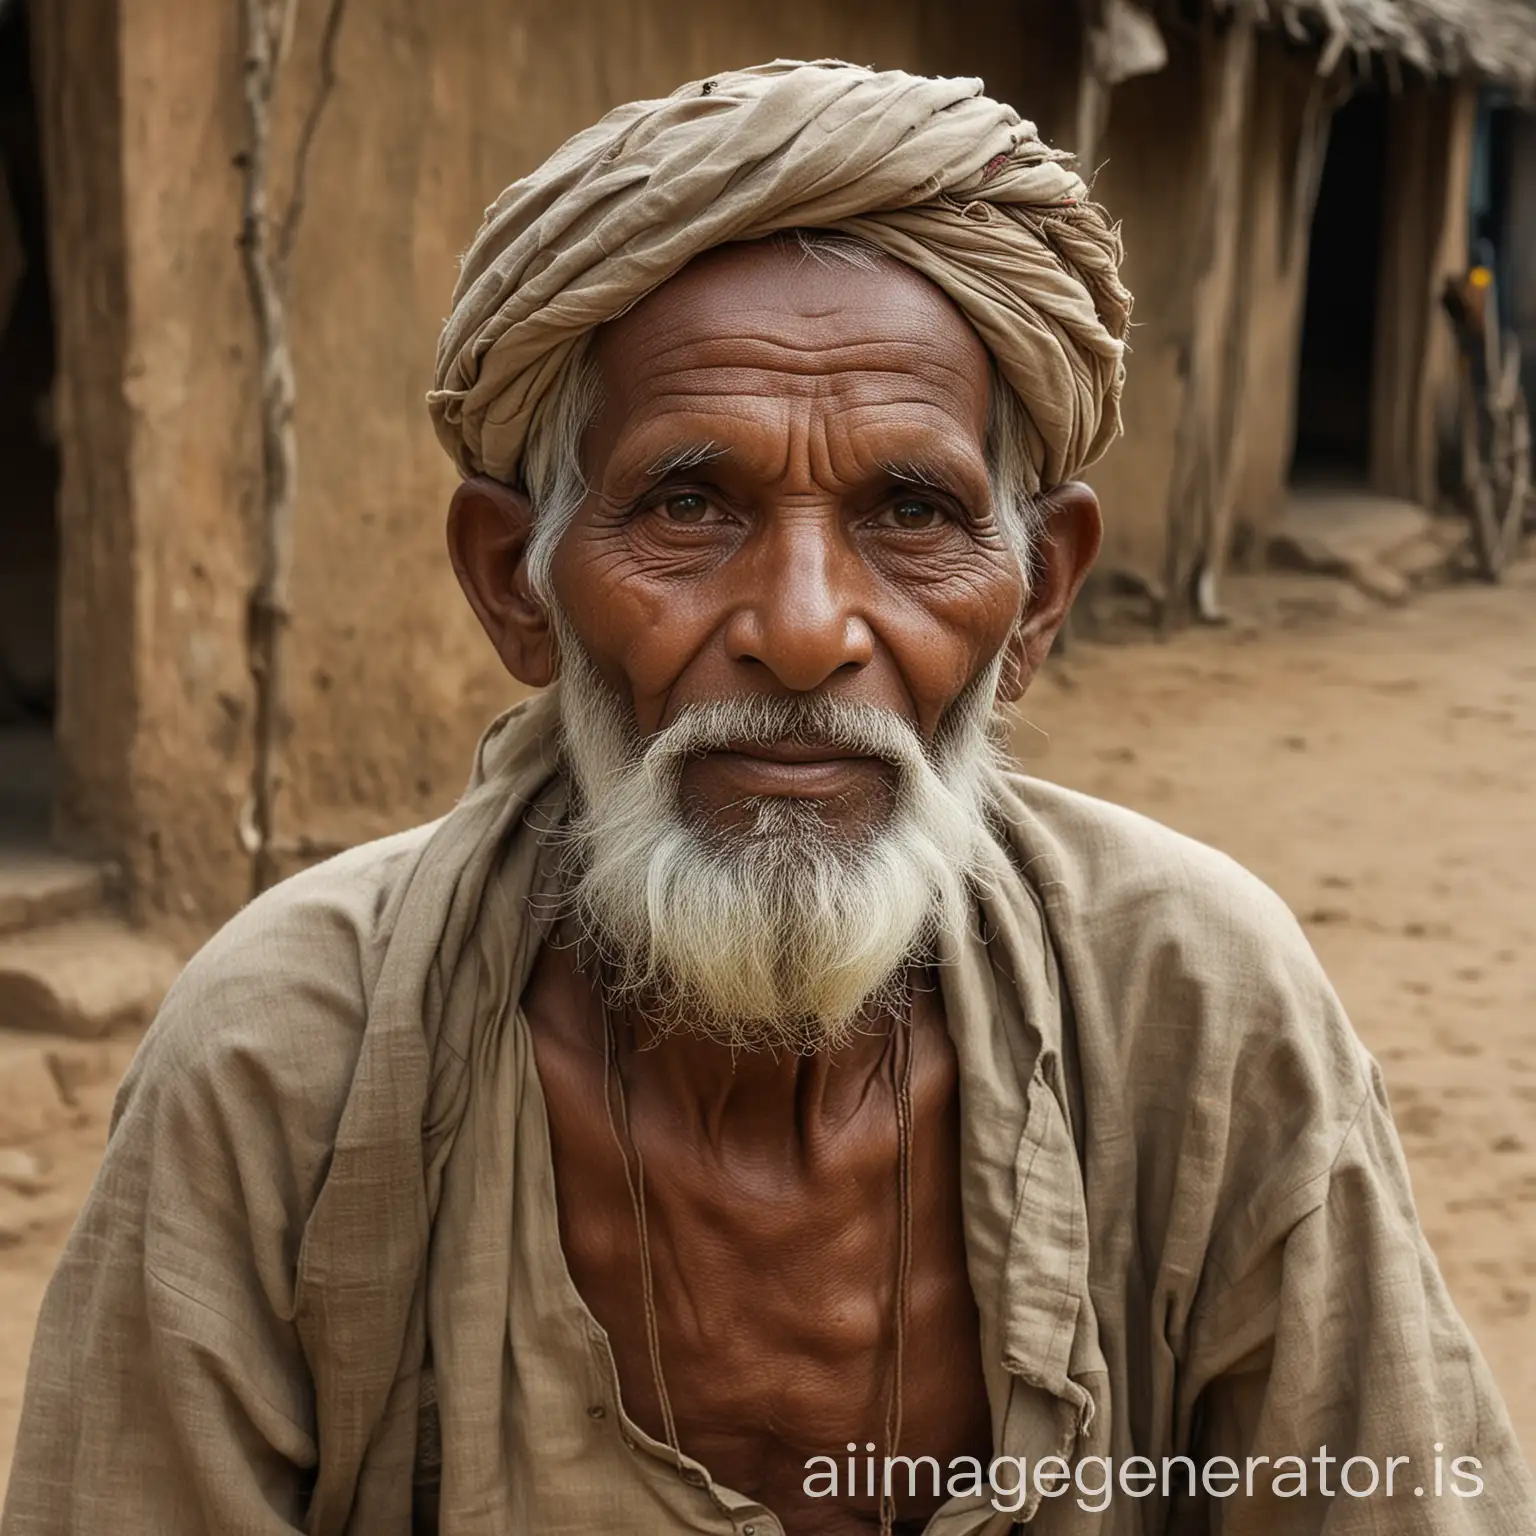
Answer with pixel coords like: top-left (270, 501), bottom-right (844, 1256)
top-left (996, 626), bottom-right (1029, 703)
top-left (445, 475), bottom-right (556, 688)
top-left (999, 481), bottom-right (1102, 701)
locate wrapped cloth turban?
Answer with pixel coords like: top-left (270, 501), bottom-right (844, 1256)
top-left (429, 59), bottom-right (1131, 496)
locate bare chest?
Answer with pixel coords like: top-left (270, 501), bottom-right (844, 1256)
top-left (527, 980), bottom-right (992, 1532)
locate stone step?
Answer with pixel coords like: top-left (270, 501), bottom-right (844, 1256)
top-left (0, 917), bottom-right (182, 1039)
top-left (0, 848), bottom-right (113, 937)
top-left (1268, 490), bottom-right (1447, 604)
top-left (0, 1026), bottom-right (143, 1143)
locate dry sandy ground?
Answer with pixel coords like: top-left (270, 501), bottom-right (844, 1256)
top-left (1017, 566), bottom-right (1536, 1457)
top-left (1, 567), bottom-right (1533, 1497)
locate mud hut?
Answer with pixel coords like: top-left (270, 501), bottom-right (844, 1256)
top-left (1035, 0), bottom-right (1536, 618)
top-left (1, 0), bottom-right (1534, 957)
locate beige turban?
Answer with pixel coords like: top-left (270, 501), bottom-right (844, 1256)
top-left (429, 59), bottom-right (1131, 496)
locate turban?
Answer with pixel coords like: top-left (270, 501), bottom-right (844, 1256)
top-left (429, 59), bottom-right (1131, 496)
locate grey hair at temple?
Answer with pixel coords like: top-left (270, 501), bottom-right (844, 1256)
top-left (517, 232), bottom-right (1046, 609)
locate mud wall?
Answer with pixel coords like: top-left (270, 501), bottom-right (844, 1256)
top-left (1063, 31), bottom-right (1315, 588)
top-left (46, 0), bottom-right (1068, 940)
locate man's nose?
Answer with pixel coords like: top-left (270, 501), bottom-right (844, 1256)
top-left (723, 515), bottom-right (875, 691)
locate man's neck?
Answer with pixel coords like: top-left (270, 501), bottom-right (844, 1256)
top-left (616, 1003), bottom-right (909, 1154)
top-left (537, 936), bottom-right (930, 1156)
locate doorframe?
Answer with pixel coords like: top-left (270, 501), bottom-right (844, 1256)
top-left (30, 0), bottom-right (138, 865)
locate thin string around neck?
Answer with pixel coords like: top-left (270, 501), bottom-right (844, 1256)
top-left (601, 991), bottom-right (684, 1462)
top-left (880, 989), bottom-right (917, 1536)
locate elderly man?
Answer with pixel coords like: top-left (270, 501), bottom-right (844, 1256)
top-left (4, 60), bottom-right (1532, 1536)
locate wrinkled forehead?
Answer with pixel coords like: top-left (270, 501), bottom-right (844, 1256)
top-left (586, 239), bottom-right (994, 460)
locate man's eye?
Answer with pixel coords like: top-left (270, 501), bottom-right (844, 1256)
top-left (883, 498), bottom-right (947, 531)
top-left (660, 492), bottom-right (716, 524)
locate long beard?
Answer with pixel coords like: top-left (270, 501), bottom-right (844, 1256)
top-left (552, 624), bottom-right (1010, 1054)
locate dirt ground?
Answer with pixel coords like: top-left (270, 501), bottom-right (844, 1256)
top-left (1, 566), bottom-right (1533, 1493)
top-left (1018, 565), bottom-right (1536, 1458)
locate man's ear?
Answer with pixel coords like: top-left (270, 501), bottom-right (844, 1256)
top-left (997, 480), bottom-right (1102, 703)
top-left (446, 475), bottom-right (556, 688)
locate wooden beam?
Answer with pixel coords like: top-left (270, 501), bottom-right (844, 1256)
top-left (1159, 9), bottom-right (1256, 626)
top-left (1076, 59), bottom-right (1110, 181)
top-left (1057, 3), bottom-right (1116, 652)
top-left (236, 0), bottom-right (347, 898)
top-left (1283, 67), bottom-right (1349, 278)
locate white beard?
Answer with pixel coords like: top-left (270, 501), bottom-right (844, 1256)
top-left (552, 623), bottom-right (1010, 1054)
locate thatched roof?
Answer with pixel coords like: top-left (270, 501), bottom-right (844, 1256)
top-left (1246, 0), bottom-right (1536, 91)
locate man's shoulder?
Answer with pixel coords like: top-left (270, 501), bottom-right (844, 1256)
top-left (999, 775), bottom-right (1380, 1256)
top-left (999, 770), bottom-right (1371, 1099)
top-left (76, 822), bottom-right (454, 1263)
top-left (130, 820), bottom-right (445, 1103)
top-left (999, 770), bottom-right (1300, 950)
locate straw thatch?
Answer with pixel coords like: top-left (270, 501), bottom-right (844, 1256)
top-left (1241, 0), bottom-right (1536, 91)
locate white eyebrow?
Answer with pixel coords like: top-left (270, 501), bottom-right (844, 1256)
top-left (878, 456), bottom-right (956, 489)
top-left (646, 441), bottom-right (730, 477)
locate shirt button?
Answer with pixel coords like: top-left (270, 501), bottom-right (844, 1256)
top-left (586, 1404), bottom-right (606, 1420)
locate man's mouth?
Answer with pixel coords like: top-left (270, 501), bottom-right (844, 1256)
top-left (683, 742), bottom-right (893, 800)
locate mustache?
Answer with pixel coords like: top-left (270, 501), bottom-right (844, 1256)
top-left (640, 694), bottom-right (931, 775)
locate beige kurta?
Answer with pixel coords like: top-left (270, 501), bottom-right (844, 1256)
top-left (3, 691), bottom-right (1532, 1534)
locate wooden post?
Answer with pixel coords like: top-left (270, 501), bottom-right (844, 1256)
top-left (1366, 78), bottom-right (1477, 510)
top-left (1202, 215), bottom-right (1255, 619)
top-left (236, 0), bottom-right (297, 899)
top-left (1283, 68), bottom-right (1347, 279)
top-left (1159, 9), bottom-right (1255, 628)
top-left (1409, 80), bottom-right (1477, 508)
top-left (1076, 49), bottom-right (1110, 179)
top-left (1056, 0), bottom-right (1116, 654)
top-left (29, 0), bottom-right (139, 862)
top-left (235, 0), bottom-right (346, 897)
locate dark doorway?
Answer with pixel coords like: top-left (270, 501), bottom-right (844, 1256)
top-left (1469, 96), bottom-right (1515, 312)
top-left (1469, 95), bottom-right (1536, 406)
top-left (0, 0), bottom-right (57, 844)
top-left (1290, 90), bottom-right (1389, 484)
